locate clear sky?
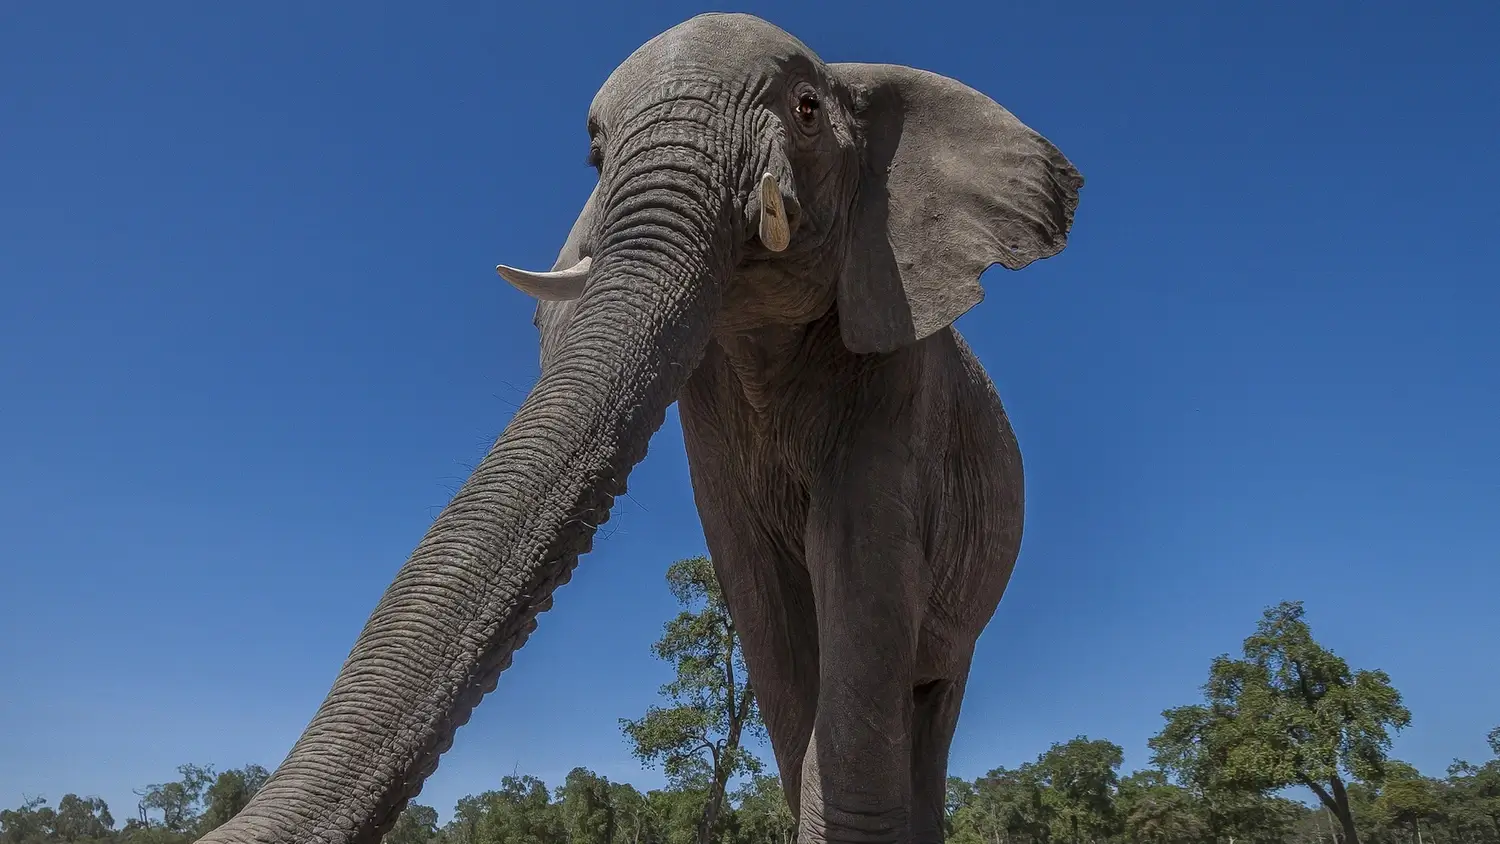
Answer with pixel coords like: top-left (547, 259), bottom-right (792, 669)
top-left (2, 0), bottom-right (1496, 824)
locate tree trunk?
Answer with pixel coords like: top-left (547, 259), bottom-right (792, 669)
top-left (1328, 775), bottom-right (1360, 844)
top-left (1301, 776), bottom-right (1359, 844)
top-left (697, 770), bottom-right (724, 844)
top-left (697, 668), bottom-right (754, 844)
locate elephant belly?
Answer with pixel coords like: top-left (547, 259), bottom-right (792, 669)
top-left (913, 331), bottom-right (1026, 673)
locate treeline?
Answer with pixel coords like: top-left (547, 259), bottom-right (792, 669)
top-left (5, 559), bottom-right (1496, 844)
top-left (0, 764), bottom-right (271, 844)
top-left (0, 765), bottom-right (795, 844)
top-left (945, 729), bottom-right (1500, 844)
top-left (6, 734), bottom-right (1498, 844)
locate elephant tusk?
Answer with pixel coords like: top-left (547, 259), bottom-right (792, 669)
top-left (495, 256), bottom-right (592, 301)
top-left (758, 172), bottom-right (791, 252)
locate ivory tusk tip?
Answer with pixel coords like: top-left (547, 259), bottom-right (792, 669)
top-left (494, 256), bottom-right (592, 301)
top-left (758, 173), bottom-right (791, 252)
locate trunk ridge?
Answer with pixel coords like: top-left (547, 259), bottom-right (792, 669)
top-left (201, 158), bottom-right (732, 844)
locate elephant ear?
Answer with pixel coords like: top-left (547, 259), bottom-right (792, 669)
top-left (533, 182), bottom-right (602, 374)
top-left (830, 62), bottom-right (1083, 354)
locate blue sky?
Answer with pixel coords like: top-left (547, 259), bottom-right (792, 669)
top-left (2, 0), bottom-right (1497, 823)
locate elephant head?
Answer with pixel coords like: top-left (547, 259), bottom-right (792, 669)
top-left (202, 14), bottom-right (1080, 844)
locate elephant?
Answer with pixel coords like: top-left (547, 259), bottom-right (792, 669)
top-left (200, 13), bottom-right (1082, 844)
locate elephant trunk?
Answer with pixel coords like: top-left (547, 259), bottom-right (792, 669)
top-left (200, 121), bottom-right (733, 844)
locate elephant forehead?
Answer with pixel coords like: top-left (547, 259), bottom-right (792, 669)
top-left (593, 13), bottom-right (821, 114)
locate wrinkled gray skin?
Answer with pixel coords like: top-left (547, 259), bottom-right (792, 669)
top-left (200, 14), bottom-right (1080, 844)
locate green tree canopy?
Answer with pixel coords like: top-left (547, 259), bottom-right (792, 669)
top-left (1445, 734), bottom-right (1500, 843)
top-left (381, 803), bottom-right (437, 844)
top-left (1115, 770), bottom-right (1206, 844)
top-left (606, 782), bottom-right (652, 844)
top-left (644, 788), bottom-right (708, 844)
top-left (959, 764), bottom-right (1055, 844)
top-left (1035, 736), bottom-right (1123, 843)
top-left (135, 765), bottom-right (214, 833)
top-left (3, 796), bottom-right (59, 844)
top-left (621, 556), bottom-right (764, 844)
top-left (1150, 601), bottom-right (1411, 844)
top-left (728, 775), bottom-right (793, 844)
top-left (1372, 761), bottom-right (1443, 843)
top-left (559, 769), bottom-right (615, 844)
top-left (51, 795), bottom-right (115, 844)
top-left (196, 766), bottom-right (269, 835)
top-left (483, 775), bottom-right (561, 844)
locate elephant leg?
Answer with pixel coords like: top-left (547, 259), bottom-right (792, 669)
top-left (680, 393), bottom-right (819, 816)
top-left (710, 534), bottom-right (819, 818)
top-left (801, 475), bottom-right (924, 844)
top-left (909, 671), bottom-right (969, 844)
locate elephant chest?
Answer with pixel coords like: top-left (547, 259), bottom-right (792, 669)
top-left (682, 321), bottom-right (882, 488)
top-left (678, 325), bottom-right (1023, 646)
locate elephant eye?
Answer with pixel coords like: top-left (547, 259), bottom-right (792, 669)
top-left (796, 93), bottom-right (820, 122)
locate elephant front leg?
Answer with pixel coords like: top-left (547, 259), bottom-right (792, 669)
top-left (910, 673), bottom-right (969, 844)
top-left (800, 481), bottom-right (925, 844)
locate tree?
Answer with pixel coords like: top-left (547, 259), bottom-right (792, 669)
top-left (0, 795), bottom-right (120, 844)
top-left (135, 764), bottom-right (214, 833)
top-left (559, 768), bottom-right (616, 844)
top-left (1115, 771), bottom-right (1206, 844)
top-left (970, 765), bottom-right (1055, 844)
top-left (446, 792), bottom-right (490, 844)
top-left (439, 775), bottom-right (562, 844)
top-left (1147, 704), bottom-right (1308, 844)
top-left (1150, 601), bottom-right (1411, 844)
top-left (1222, 795), bottom-right (1308, 844)
top-left (476, 775), bottom-right (562, 844)
top-left (1445, 729), bottom-right (1500, 843)
top-left (1372, 763), bottom-right (1442, 844)
top-left (731, 775), bottom-right (794, 844)
top-left (197, 765), bottom-right (270, 834)
top-left (946, 776), bottom-right (977, 841)
top-left (1033, 737), bottom-right (1122, 843)
top-left (382, 803), bottom-right (438, 844)
top-left (3, 796), bottom-right (59, 844)
top-left (52, 795), bottom-right (115, 843)
top-left (621, 556), bottom-right (764, 844)
top-left (605, 783), bottom-right (653, 844)
top-left (643, 788), bottom-right (707, 844)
